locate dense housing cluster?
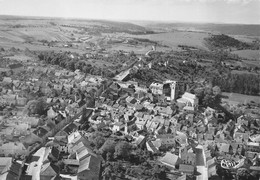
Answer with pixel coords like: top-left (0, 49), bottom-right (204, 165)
top-left (0, 43), bottom-right (260, 180)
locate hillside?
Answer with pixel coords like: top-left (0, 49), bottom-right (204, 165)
top-left (141, 22), bottom-right (260, 36)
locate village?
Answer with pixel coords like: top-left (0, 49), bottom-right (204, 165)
top-left (0, 49), bottom-right (260, 180)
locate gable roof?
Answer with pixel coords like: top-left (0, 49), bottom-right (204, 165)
top-left (40, 162), bottom-right (59, 176)
top-left (0, 158), bottom-right (12, 174)
top-left (219, 143), bottom-right (230, 153)
top-left (160, 152), bottom-right (181, 167)
top-left (0, 160), bottom-right (22, 180)
top-left (63, 123), bottom-right (77, 135)
top-left (182, 92), bottom-right (196, 100)
top-left (77, 155), bottom-right (101, 176)
top-left (50, 147), bottom-right (60, 159)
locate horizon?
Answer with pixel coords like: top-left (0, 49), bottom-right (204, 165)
top-left (1, 14), bottom-right (260, 26)
top-left (0, 0), bottom-right (259, 25)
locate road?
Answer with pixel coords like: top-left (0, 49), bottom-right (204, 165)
top-left (195, 145), bottom-right (208, 180)
top-left (113, 48), bottom-right (154, 81)
top-left (113, 69), bottom-right (131, 81)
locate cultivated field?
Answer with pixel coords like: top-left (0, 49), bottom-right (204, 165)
top-left (232, 50), bottom-right (260, 60)
top-left (128, 31), bottom-right (210, 50)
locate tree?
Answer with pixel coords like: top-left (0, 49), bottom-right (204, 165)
top-left (99, 140), bottom-right (116, 158)
top-left (106, 152), bottom-right (113, 161)
top-left (212, 86), bottom-right (221, 96)
top-left (93, 136), bottom-right (105, 149)
top-left (23, 99), bottom-right (47, 116)
top-left (236, 168), bottom-right (251, 180)
top-left (114, 141), bottom-right (131, 160)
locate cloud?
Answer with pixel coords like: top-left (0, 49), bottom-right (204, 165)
top-left (172, 0), bottom-right (259, 3)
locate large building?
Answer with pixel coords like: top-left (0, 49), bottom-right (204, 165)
top-left (150, 80), bottom-right (178, 101)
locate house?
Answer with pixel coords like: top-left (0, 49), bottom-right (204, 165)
top-left (47, 107), bottom-right (58, 119)
top-left (2, 94), bottom-right (17, 106)
top-left (186, 114), bottom-right (194, 124)
top-left (77, 155), bottom-right (101, 180)
top-left (0, 158), bottom-right (23, 180)
top-left (150, 82), bottom-right (163, 95)
top-left (246, 142), bottom-right (260, 153)
top-left (233, 131), bottom-right (249, 143)
top-left (2, 77), bottom-right (12, 84)
top-left (250, 134), bottom-right (260, 143)
top-left (40, 161), bottom-right (59, 180)
top-left (179, 164), bottom-right (195, 175)
top-left (207, 158), bottom-right (217, 178)
top-left (179, 147), bottom-right (196, 165)
top-left (16, 97), bottom-right (28, 106)
top-left (68, 135), bottom-right (102, 180)
top-left (160, 152), bottom-right (181, 168)
top-left (204, 107), bottom-right (216, 117)
top-left (0, 142), bottom-right (28, 156)
top-left (124, 120), bottom-right (137, 135)
top-left (135, 118), bottom-right (148, 130)
top-left (9, 63), bottom-right (24, 73)
top-left (218, 143), bottom-right (230, 155)
top-left (146, 141), bottom-right (159, 153)
top-left (112, 122), bottom-right (124, 132)
top-left (133, 135), bottom-right (146, 148)
top-left (25, 147), bottom-right (49, 179)
top-left (48, 147), bottom-right (60, 162)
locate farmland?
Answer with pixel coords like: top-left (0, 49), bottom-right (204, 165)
top-left (128, 31), bottom-right (210, 50)
top-left (232, 50), bottom-right (260, 60)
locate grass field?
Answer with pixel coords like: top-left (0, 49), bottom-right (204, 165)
top-left (4, 54), bottom-right (34, 62)
top-left (232, 50), bottom-right (260, 60)
top-left (128, 31), bottom-right (210, 50)
top-left (231, 35), bottom-right (259, 43)
top-left (108, 44), bottom-right (171, 54)
top-left (222, 92), bottom-right (260, 104)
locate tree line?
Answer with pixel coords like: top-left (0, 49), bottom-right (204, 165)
top-left (212, 73), bottom-right (260, 96)
top-left (38, 51), bottom-right (115, 78)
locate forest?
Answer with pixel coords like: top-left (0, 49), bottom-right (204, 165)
top-left (212, 73), bottom-right (260, 96)
top-left (38, 51), bottom-right (115, 78)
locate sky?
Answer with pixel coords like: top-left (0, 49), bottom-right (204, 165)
top-left (0, 0), bottom-right (259, 24)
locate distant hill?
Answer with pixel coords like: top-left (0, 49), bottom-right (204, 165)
top-left (0, 15), bottom-right (153, 35)
top-left (141, 22), bottom-right (260, 36)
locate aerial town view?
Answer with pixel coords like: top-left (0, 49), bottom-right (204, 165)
top-left (0, 0), bottom-right (260, 180)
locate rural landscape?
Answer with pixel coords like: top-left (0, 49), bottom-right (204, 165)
top-left (0, 4), bottom-right (260, 180)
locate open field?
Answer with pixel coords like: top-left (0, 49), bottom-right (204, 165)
top-left (4, 54), bottom-right (34, 62)
top-left (231, 35), bottom-right (260, 43)
top-left (0, 41), bottom-right (86, 54)
top-left (0, 27), bottom-right (71, 42)
top-left (232, 50), bottom-right (260, 60)
top-left (128, 31), bottom-right (210, 50)
top-left (222, 92), bottom-right (260, 104)
top-left (108, 44), bottom-right (172, 54)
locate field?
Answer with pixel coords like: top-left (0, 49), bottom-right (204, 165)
top-left (128, 31), bottom-right (210, 50)
top-left (231, 35), bottom-right (259, 43)
top-left (222, 92), bottom-right (260, 104)
top-left (4, 54), bottom-right (34, 62)
top-left (108, 44), bottom-right (171, 54)
top-left (231, 50), bottom-right (260, 60)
